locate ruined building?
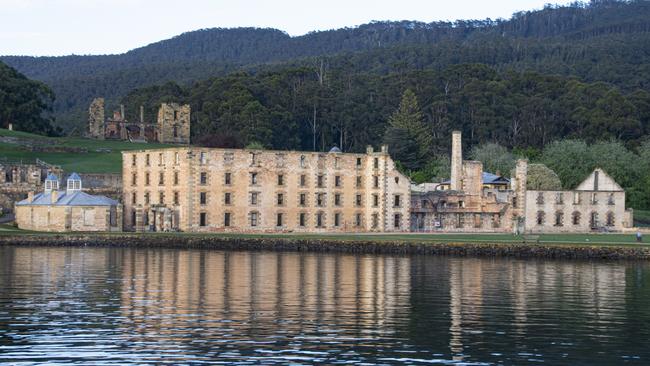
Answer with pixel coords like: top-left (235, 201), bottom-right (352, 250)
top-left (410, 131), bottom-right (633, 233)
top-left (122, 146), bottom-right (411, 233)
top-left (87, 98), bottom-right (190, 144)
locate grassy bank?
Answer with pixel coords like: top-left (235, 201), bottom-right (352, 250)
top-left (0, 128), bottom-right (170, 173)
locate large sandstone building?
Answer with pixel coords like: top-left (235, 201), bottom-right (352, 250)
top-left (122, 146), bottom-right (411, 233)
top-left (88, 98), bottom-right (190, 144)
top-left (411, 131), bottom-right (633, 233)
top-left (14, 173), bottom-right (122, 232)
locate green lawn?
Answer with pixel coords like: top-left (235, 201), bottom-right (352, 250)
top-left (0, 128), bottom-right (171, 173)
top-left (635, 210), bottom-right (650, 227)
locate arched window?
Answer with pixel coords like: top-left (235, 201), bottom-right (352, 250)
top-left (590, 212), bottom-right (599, 228)
top-left (554, 211), bottom-right (564, 227)
top-left (606, 212), bottom-right (615, 227)
top-left (536, 211), bottom-right (545, 226)
top-left (572, 211), bottom-right (581, 226)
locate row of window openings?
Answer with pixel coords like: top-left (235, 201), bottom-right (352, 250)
top-left (198, 212), bottom-right (402, 229)
top-left (136, 191), bottom-right (401, 208)
top-left (133, 152), bottom-right (182, 167)
top-left (133, 172), bottom-right (395, 189)
top-left (536, 192), bottom-right (616, 205)
top-left (536, 211), bottom-right (616, 227)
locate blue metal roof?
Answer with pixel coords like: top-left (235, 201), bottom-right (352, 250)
top-left (67, 172), bottom-right (81, 180)
top-left (45, 173), bottom-right (58, 181)
top-left (442, 172), bottom-right (510, 185)
top-left (16, 191), bottom-right (119, 207)
top-left (329, 146), bottom-right (342, 153)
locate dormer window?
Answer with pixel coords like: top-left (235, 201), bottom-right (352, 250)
top-left (44, 173), bottom-right (59, 193)
top-left (66, 173), bottom-right (82, 193)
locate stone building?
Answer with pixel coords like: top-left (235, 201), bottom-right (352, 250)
top-left (410, 131), bottom-right (515, 232)
top-left (122, 146), bottom-right (411, 233)
top-left (515, 163), bottom-right (634, 233)
top-left (14, 173), bottom-right (122, 232)
top-left (87, 99), bottom-right (190, 144)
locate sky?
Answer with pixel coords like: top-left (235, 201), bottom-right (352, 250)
top-left (0, 0), bottom-right (573, 57)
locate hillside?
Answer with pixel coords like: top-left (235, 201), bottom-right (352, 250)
top-left (0, 128), bottom-right (169, 173)
top-left (2, 0), bottom-right (650, 132)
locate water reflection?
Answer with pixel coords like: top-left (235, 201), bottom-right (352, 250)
top-left (0, 246), bottom-right (649, 365)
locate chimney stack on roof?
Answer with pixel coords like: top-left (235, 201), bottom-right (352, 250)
top-left (27, 191), bottom-right (34, 203)
top-left (51, 190), bottom-right (58, 204)
top-left (120, 105), bottom-right (125, 121)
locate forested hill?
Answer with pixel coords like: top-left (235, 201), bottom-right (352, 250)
top-left (2, 0), bottom-right (650, 132)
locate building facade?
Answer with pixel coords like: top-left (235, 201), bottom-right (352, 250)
top-left (14, 173), bottom-right (122, 232)
top-left (122, 146), bottom-right (411, 233)
top-left (87, 99), bottom-right (190, 144)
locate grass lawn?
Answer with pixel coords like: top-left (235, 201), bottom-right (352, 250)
top-left (0, 128), bottom-right (172, 173)
top-left (635, 210), bottom-right (650, 227)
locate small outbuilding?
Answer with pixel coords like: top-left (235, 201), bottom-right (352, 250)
top-left (14, 173), bottom-right (122, 232)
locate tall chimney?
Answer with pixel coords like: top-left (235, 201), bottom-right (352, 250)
top-left (27, 191), bottom-right (34, 203)
top-left (140, 105), bottom-right (144, 123)
top-left (51, 190), bottom-right (58, 204)
top-left (120, 104), bottom-right (125, 121)
top-left (450, 131), bottom-right (463, 191)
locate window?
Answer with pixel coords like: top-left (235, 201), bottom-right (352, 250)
top-left (158, 172), bottom-right (164, 185)
top-left (573, 192), bottom-right (581, 205)
top-left (224, 212), bottom-right (231, 227)
top-left (335, 157), bottom-right (340, 169)
top-left (174, 110), bottom-right (178, 120)
top-left (394, 195), bottom-right (401, 207)
top-left (334, 194), bottom-right (341, 206)
top-left (316, 193), bottom-right (325, 207)
top-left (459, 200), bottom-right (465, 208)
top-left (277, 193), bottom-right (284, 206)
top-left (200, 192), bottom-right (207, 205)
top-left (251, 192), bottom-right (258, 205)
top-left (316, 212), bottom-right (324, 227)
top-left (373, 176), bottom-right (379, 188)
top-left (355, 213), bottom-right (362, 227)
top-left (145, 154), bottom-right (150, 166)
top-left (173, 125), bottom-right (178, 138)
top-left (131, 192), bottom-right (136, 204)
top-left (590, 212), bottom-right (599, 227)
top-left (224, 152), bottom-right (234, 164)
top-left (372, 194), bottom-right (379, 207)
top-left (608, 193), bottom-right (615, 205)
top-left (606, 212), bottom-right (615, 227)
top-left (300, 175), bottom-right (306, 187)
top-left (250, 152), bottom-right (258, 166)
top-left (335, 175), bottom-right (341, 187)
top-left (356, 176), bottom-right (362, 188)
top-left (276, 213), bottom-right (283, 227)
top-left (199, 152), bottom-right (207, 164)
top-left (591, 193), bottom-right (598, 204)
top-left (300, 155), bottom-right (306, 168)
top-left (278, 174), bottom-right (284, 186)
top-left (536, 211), bottom-right (545, 225)
top-left (299, 193), bottom-right (306, 206)
top-left (131, 173), bottom-right (137, 186)
top-left (200, 212), bottom-right (207, 227)
top-left (395, 177), bottom-right (399, 184)
top-left (131, 154), bottom-right (136, 166)
top-left (492, 214), bottom-right (501, 228)
top-left (158, 153), bottom-right (163, 165)
top-left (356, 157), bottom-right (362, 167)
top-left (394, 213), bottom-right (401, 229)
top-left (536, 192), bottom-right (544, 205)
top-left (334, 213), bottom-right (341, 227)
top-left (144, 192), bottom-right (150, 204)
top-left (173, 191), bottom-right (179, 205)
top-left (145, 172), bottom-right (150, 186)
top-left (299, 213), bottom-right (306, 227)
top-left (225, 172), bottom-right (231, 185)
top-left (556, 193), bottom-right (564, 204)
top-left (250, 172), bottom-right (258, 185)
top-left (372, 213), bottom-right (379, 229)
top-left (200, 172), bottom-right (207, 185)
top-left (159, 192), bottom-right (164, 204)
top-left (554, 211), bottom-right (564, 227)
top-left (224, 192), bottom-right (231, 205)
top-left (173, 171), bottom-right (179, 185)
top-left (355, 194), bottom-right (362, 207)
top-left (374, 158), bottom-right (379, 169)
top-left (250, 212), bottom-right (259, 227)
top-left (175, 152), bottom-right (180, 165)
top-left (572, 211), bottom-right (581, 225)
top-left (317, 175), bottom-right (324, 188)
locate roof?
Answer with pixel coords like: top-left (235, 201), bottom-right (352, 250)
top-left (67, 172), bottom-right (81, 180)
top-left (329, 146), bottom-right (342, 153)
top-left (442, 172), bottom-right (510, 185)
top-left (45, 173), bottom-right (58, 181)
top-left (16, 190), bottom-right (119, 207)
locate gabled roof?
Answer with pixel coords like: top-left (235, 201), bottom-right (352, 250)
top-left (67, 172), bottom-right (81, 181)
top-left (16, 191), bottom-right (119, 207)
top-left (329, 146), bottom-right (342, 153)
top-left (575, 168), bottom-right (623, 192)
top-left (45, 173), bottom-right (58, 181)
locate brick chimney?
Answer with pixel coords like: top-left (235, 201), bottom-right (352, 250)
top-left (27, 191), bottom-right (34, 203)
top-left (450, 131), bottom-right (463, 191)
top-left (51, 190), bottom-right (58, 204)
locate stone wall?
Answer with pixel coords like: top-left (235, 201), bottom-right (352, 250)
top-left (157, 103), bottom-right (190, 144)
top-left (14, 204), bottom-right (122, 232)
top-left (88, 98), bottom-right (105, 139)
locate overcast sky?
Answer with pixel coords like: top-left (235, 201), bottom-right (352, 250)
top-left (1, 0), bottom-right (572, 57)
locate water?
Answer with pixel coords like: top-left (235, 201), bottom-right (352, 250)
top-left (0, 246), bottom-right (649, 365)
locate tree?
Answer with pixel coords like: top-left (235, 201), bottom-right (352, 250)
top-left (383, 89), bottom-right (433, 170)
top-left (469, 143), bottom-right (516, 175)
top-left (526, 163), bottom-right (562, 190)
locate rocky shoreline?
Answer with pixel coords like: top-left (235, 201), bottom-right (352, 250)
top-left (0, 234), bottom-right (649, 260)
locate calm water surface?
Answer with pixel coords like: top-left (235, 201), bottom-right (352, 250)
top-left (1, 246), bottom-right (649, 365)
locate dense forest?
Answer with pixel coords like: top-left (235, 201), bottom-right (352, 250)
top-left (2, 0), bottom-right (650, 132)
top-left (0, 61), bottom-right (57, 135)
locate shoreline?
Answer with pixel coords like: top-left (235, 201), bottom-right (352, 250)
top-left (1, 233), bottom-right (649, 260)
